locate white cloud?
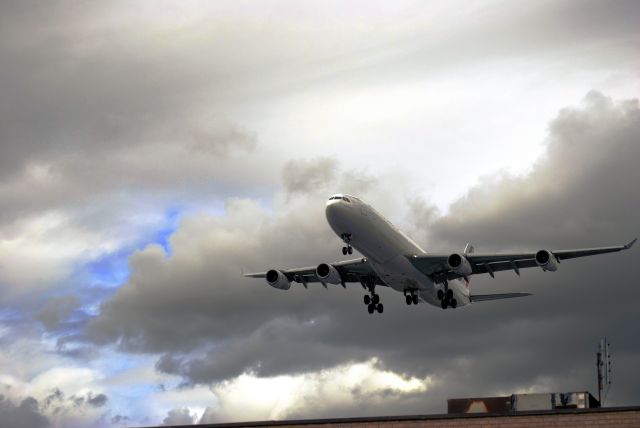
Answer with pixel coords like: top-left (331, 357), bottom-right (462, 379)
top-left (0, 212), bottom-right (111, 290)
top-left (0, 363), bottom-right (107, 428)
top-left (202, 358), bottom-right (433, 423)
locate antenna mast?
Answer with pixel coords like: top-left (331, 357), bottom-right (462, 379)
top-left (597, 337), bottom-right (612, 406)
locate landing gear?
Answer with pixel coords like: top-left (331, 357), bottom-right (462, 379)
top-left (404, 290), bottom-right (420, 305)
top-left (340, 233), bottom-right (353, 255)
top-left (366, 301), bottom-right (383, 314)
top-left (362, 277), bottom-right (383, 314)
top-left (364, 293), bottom-right (382, 314)
top-left (440, 298), bottom-right (457, 309)
top-left (437, 280), bottom-right (457, 310)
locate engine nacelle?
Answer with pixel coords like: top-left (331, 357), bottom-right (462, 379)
top-left (315, 263), bottom-right (342, 284)
top-left (447, 253), bottom-right (473, 276)
top-left (535, 249), bottom-right (558, 272)
top-left (265, 269), bottom-right (291, 290)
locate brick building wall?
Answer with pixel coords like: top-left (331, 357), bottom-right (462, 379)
top-left (161, 407), bottom-right (640, 428)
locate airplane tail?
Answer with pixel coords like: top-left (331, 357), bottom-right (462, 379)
top-left (462, 243), bottom-right (474, 292)
top-left (464, 242), bottom-right (474, 255)
top-left (462, 243), bottom-right (532, 302)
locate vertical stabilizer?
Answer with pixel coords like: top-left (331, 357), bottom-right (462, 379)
top-left (464, 243), bottom-right (475, 255)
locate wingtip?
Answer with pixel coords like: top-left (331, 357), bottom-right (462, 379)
top-left (625, 238), bottom-right (637, 249)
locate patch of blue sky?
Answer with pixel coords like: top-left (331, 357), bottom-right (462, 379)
top-left (0, 307), bottom-right (24, 322)
top-left (94, 348), bottom-right (151, 374)
top-left (152, 206), bottom-right (181, 256)
top-left (84, 248), bottom-right (133, 288)
top-left (84, 206), bottom-right (184, 288)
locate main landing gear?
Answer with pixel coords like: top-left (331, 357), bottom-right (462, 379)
top-left (362, 277), bottom-right (383, 314)
top-left (341, 233), bottom-right (353, 255)
top-left (437, 280), bottom-right (457, 310)
top-left (404, 290), bottom-right (419, 305)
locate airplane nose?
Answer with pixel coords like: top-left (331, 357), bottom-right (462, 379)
top-left (325, 199), bottom-right (344, 222)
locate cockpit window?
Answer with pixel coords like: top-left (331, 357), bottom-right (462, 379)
top-left (342, 197), bottom-right (351, 203)
top-left (329, 196), bottom-right (343, 201)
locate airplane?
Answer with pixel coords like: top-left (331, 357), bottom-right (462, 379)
top-left (244, 194), bottom-right (636, 314)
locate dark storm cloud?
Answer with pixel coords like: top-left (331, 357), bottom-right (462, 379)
top-left (430, 91), bottom-right (639, 250)
top-left (86, 393), bottom-right (108, 408)
top-left (155, 316), bottom-right (373, 383)
top-left (40, 387), bottom-right (108, 413)
top-left (0, 396), bottom-right (49, 428)
top-left (36, 296), bottom-right (80, 331)
top-left (87, 92), bottom-right (640, 417)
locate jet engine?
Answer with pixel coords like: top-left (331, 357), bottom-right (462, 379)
top-left (315, 263), bottom-right (342, 284)
top-left (265, 269), bottom-right (291, 290)
top-left (447, 253), bottom-right (473, 276)
top-left (535, 249), bottom-right (558, 272)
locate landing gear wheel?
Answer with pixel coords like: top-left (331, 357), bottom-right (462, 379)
top-left (450, 298), bottom-right (458, 309)
top-left (376, 303), bottom-right (384, 314)
top-left (364, 295), bottom-right (371, 305)
top-left (405, 295), bottom-right (412, 305)
top-left (412, 294), bottom-right (419, 305)
top-left (441, 299), bottom-right (449, 310)
top-left (437, 289), bottom-right (444, 301)
top-left (340, 233), bottom-right (353, 256)
top-left (372, 294), bottom-right (380, 305)
top-left (367, 304), bottom-right (375, 314)
top-left (446, 289), bottom-right (453, 300)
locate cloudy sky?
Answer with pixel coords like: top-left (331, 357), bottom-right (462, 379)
top-left (1, 1), bottom-right (639, 426)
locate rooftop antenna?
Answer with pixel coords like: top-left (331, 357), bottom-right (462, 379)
top-left (597, 337), bottom-right (612, 407)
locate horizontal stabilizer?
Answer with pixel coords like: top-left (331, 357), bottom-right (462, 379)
top-left (470, 292), bottom-right (532, 302)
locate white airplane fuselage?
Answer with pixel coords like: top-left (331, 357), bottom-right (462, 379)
top-left (325, 195), bottom-right (471, 308)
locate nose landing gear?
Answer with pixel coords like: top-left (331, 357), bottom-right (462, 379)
top-left (340, 233), bottom-right (353, 255)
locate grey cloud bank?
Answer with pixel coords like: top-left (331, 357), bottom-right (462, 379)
top-left (0, 396), bottom-right (49, 428)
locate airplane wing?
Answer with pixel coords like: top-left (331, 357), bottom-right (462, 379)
top-left (243, 257), bottom-right (383, 287)
top-left (470, 292), bottom-right (532, 302)
top-left (407, 238), bottom-right (636, 280)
